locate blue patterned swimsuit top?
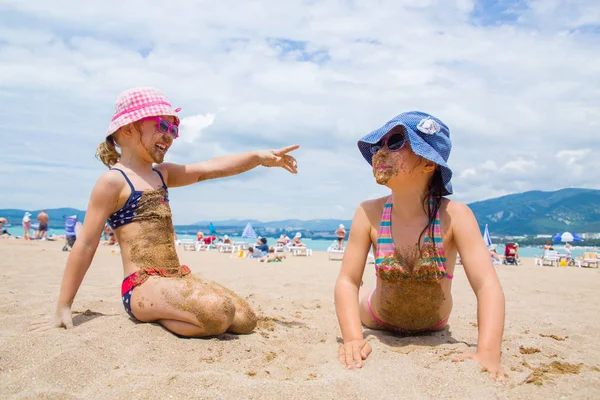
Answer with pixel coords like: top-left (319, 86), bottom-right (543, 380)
top-left (107, 168), bottom-right (170, 230)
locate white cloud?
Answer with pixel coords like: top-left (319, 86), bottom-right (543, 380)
top-left (0, 0), bottom-right (598, 223)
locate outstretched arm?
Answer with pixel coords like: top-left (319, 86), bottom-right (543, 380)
top-left (30, 173), bottom-right (121, 332)
top-left (451, 202), bottom-right (506, 383)
top-left (159, 145), bottom-right (299, 188)
top-left (334, 204), bottom-right (372, 369)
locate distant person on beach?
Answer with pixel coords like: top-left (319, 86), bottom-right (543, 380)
top-left (292, 232), bottom-right (305, 247)
top-left (259, 247), bottom-right (286, 263)
top-left (196, 231), bottom-right (204, 242)
top-left (22, 212), bottom-right (32, 240)
top-left (0, 217), bottom-right (9, 237)
top-left (514, 243), bottom-right (521, 264)
top-left (564, 243), bottom-right (572, 264)
top-left (30, 87), bottom-right (299, 338)
top-left (246, 246), bottom-right (263, 259)
top-left (334, 112), bottom-right (506, 383)
top-left (255, 237), bottom-right (269, 254)
top-left (335, 224), bottom-right (347, 250)
top-left (222, 235), bottom-right (233, 244)
top-left (543, 241), bottom-right (553, 253)
top-left (36, 210), bottom-right (49, 240)
top-left (276, 234), bottom-right (287, 246)
top-left (489, 247), bottom-right (501, 264)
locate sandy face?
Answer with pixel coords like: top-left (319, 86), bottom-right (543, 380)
top-left (372, 149), bottom-right (404, 185)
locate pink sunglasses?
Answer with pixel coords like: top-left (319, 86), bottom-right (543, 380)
top-left (139, 117), bottom-right (179, 139)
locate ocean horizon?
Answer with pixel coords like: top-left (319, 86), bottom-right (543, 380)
top-left (4, 226), bottom-right (598, 256)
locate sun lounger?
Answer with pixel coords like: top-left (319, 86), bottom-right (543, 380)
top-left (291, 246), bottom-right (312, 256)
top-left (367, 252), bottom-right (375, 264)
top-left (535, 251), bottom-right (560, 267)
top-left (216, 243), bottom-right (235, 253)
top-left (581, 252), bottom-right (600, 268)
top-left (327, 243), bottom-right (344, 261)
top-left (180, 239), bottom-right (196, 251)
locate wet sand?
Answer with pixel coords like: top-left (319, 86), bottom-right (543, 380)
top-left (1, 239), bottom-right (599, 399)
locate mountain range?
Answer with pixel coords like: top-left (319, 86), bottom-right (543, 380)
top-left (2, 188), bottom-right (599, 235)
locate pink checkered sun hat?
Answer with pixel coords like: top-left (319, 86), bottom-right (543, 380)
top-left (106, 87), bottom-right (181, 137)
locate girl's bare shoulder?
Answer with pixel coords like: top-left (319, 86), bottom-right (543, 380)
top-left (359, 196), bottom-right (389, 216)
top-left (357, 196), bottom-right (390, 229)
top-left (441, 198), bottom-right (473, 216)
top-left (440, 198), bottom-right (477, 230)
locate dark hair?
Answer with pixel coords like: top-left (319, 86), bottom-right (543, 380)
top-left (248, 246), bottom-right (254, 252)
top-left (418, 168), bottom-right (444, 254)
top-left (260, 237), bottom-right (267, 244)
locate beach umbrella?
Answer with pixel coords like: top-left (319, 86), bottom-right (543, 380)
top-left (483, 224), bottom-right (492, 247)
top-left (241, 223), bottom-right (258, 239)
top-left (208, 221), bottom-right (217, 235)
top-left (552, 232), bottom-right (583, 243)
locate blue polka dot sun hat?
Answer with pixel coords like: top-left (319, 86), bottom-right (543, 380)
top-left (357, 111), bottom-right (453, 195)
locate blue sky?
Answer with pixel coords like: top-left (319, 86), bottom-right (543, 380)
top-left (0, 0), bottom-right (599, 224)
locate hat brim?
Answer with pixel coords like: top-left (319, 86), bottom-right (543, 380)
top-left (357, 122), bottom-right (453, 196)
top-left (106, 106), bottom-right (181, 138)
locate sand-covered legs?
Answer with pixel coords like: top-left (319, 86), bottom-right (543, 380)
top-left (130, 274), bottom-right (257, 337)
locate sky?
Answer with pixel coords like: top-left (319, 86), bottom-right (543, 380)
top-left (0, 0), bottom-right (598, 224)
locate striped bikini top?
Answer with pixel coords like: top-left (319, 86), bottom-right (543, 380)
top-left (375, 196), bottom-right (453, 281)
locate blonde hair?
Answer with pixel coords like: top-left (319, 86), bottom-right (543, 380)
top-left (96, 135), bottom-right (121, 168)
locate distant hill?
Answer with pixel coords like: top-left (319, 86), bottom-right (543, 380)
top-left (469, 188), bottom-right (600, 235)
top-left (2, 188), bottom-right (599, 235)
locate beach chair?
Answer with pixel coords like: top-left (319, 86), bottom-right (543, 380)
top-left (274, 244), bottom-right (291, 253)
top-left (581, 252), bottom-right (600, 268)
top-left (367, 252), bottom-right (375, 264)
top-left (291, 246), bottom-right (312, 257)
top-left (327, 242), bottom-right (344, 261)
top-left (180, 239), bottom-right (196, 251)
top-left (217, 243), bottom-right (234, 253)
top-left (195, 242), bottom-right (210, 251)
top-left (535, 250), bottom-right (560, 267)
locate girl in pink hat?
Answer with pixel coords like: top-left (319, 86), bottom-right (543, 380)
top-left (31, 87), bottom-right (299, 337)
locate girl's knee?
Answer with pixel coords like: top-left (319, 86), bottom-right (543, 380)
top-left (229, 307), bottom-right (258, 334)
top-left (198, 294), bottom-right (236, 335)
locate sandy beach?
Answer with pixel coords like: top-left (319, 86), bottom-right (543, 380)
top-left (1, 239), bottom-right (599, 399)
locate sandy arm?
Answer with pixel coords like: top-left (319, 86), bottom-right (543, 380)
top-left (450, 201), bottom-right (506, 378)
top-left (56, 173), bottom-right (122, 309)
top-left (334, 203), bottom-right (373, 367)
top-left (157, 145), bottom-right (299, 188)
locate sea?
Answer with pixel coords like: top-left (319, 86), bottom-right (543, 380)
top-left (4, 226), bottom-right (598, 257)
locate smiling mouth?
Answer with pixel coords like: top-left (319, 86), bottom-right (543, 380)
top-left (155, 143), bottom-right (168, 152)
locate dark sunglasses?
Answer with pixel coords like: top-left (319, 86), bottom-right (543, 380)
top-left (370, 131), bottom-right (406, 154)
top-left (139, 117), bottom-right (179, 139)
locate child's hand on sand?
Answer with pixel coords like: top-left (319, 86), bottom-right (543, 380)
top-left (338, 339), bottom-right (372, 370)
top-left (256, 145), bottom-right (299, 174)
top-left (453, 350), bottom-right (507, 384)
top-left (29, 304), bottom-right (74, 333)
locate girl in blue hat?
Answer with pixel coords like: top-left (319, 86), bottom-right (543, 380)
top-left (334, 111), bottom-right (506, 383)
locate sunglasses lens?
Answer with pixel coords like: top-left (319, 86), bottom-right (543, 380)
top-left (370, 145), bottom-right (382, 155)
top-left (171, 125), bottom-right (179, 139)
top-left (159, 119), bottom-right (170, 133)
top-left (387, 133), bottom-right (405, 150)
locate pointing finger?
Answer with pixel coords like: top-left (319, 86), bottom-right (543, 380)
top-left (277, 144), bottom-right (300, 155)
